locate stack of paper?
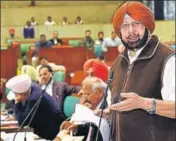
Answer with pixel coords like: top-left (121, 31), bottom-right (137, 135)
top-left (0, 132), bottom-right (49, 141)
top-left (1, 120), bottom-right (18, 126)
top-left (62, 135), bottom-right (84, 141)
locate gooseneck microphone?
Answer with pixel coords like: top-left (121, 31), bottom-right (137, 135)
top-left (95, 70), bottom-right (114, 141)
top-left (13, 77), bottom-right (52, 141)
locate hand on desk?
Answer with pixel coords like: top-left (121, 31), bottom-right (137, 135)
top-left (5, 115), bottom-right (15, 121)
top-left (60, 121), bottom-right (78, 134)
top-left (54, 121), bottom-right (79, 141)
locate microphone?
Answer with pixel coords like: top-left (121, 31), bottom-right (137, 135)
top-left (95, 70), bottom-right (114, 141)
top-left (13, 77), bottom-right (52, 141)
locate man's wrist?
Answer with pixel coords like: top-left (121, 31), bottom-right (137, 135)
top-left (140, 97), bottom-right (153, 111)
top-left (140, 98), bottom-right (156, 114)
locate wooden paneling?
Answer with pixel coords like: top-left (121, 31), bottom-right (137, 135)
top-left (1, 47), bottom-right (19, 79)
top-left (0, 47), bottom-right (19, 102)
top-left (104, 47), bottom-right (119, 65)
top-left (36, 47), bottom-right (118, 83)
top-left (38, 47), bottom-right (87, 72)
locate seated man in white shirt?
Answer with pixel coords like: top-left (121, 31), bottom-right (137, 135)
top-left (44, 16), bottom-right (56, 26)
top-left (30, 17), bottom-right (38, 26)
top-left (102, 31), bottom-right (122, 52)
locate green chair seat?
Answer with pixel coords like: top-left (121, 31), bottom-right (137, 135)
top-left (69, 40), bottom-right (82, 47)
top-left (20, 44), bottom-right (34, 54)
top-left (63, 96), bottom-right (80, 118)
top-left (5, 88), bottom-right (11, 95)
top-left (53, 71), bottom-right (65, 82)
top-left (7, 39), bottom-right (13, 47)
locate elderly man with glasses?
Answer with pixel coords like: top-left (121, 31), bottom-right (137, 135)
top-left (54, 75), bottom-right (110, 141)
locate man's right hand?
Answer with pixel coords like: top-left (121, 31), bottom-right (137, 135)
top-left (60, 121), bottom-right (78, 134)
top-left (94, 108), bottom-right (110, 119)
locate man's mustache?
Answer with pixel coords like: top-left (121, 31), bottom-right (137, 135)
top-left (127, 33), bottom-right (139, 39)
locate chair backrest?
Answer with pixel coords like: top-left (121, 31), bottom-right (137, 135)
top-left (5, 88), bottom-right (11, 95)
top-left (53, 71), bottom-right (65, 82)
top-left (94, 44), bottom-right (102, 57)
top-left (69, 40), bottom-right (82, 47)
top-left (71, 71), bottom-right (85, 86)
top-left (7, 39), bottom-right (13, 47)
top-left (63, 96), bottom-right (80, 118)
top-left (20, 44), bottom-right (34, 54)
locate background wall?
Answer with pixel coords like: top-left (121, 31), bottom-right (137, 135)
top-left (1, 1), bottom-right (123, 26)
top-left (1, 1), bottom-right (175, 44)
top-left (1, 21), bottom-right (175, 44)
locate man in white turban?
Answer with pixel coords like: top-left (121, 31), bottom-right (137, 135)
top-left (6, 75), bottom-right (65, 140)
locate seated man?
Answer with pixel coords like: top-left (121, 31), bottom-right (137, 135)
top-left (44, 16), bottom-right (56, 26)
top-left (32, 34), bottom-right (52, 57)
top-left (6, 75), bottom-right (65, 140)
top-left (62, 17), bottom-right (69, 25)
top-left (83, 59), bottom-right (111, 106)
top-left (23, 21), bottom-right (35, 38)
top-left (38, 65), bottom-right (80, 116)
top-left (49, 31), bottom-right (63, 46)
top-left (102, 31), bottom-right (121, 52)
top-left (95, 31), bottom-right (104, 45)
top-left (82, 30), bottom-right (94, 49)
top-left (37, 56), bottom-right (66, 73)
top-left (75, 16), bottom-right (84, 24)
top-left (54, 75), bottom-right (110, 141)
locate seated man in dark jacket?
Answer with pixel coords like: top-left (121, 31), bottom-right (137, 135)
top-left (32, 34), bottom-right (52, 57)
top-left (49, 31), bottom-right (63, 46)
top-left (38, 65), bottom-right (80, 117)
top-left (82, 30), bottom-right (94, 49)
top-left (54, 75), bottom-right (110, 141)
top-left (6, 75), bottom-right (65, 140)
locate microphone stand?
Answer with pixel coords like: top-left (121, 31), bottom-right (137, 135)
top-left (13, 78), bottom-right (52, 141)
top-left (95, 71), bottom-right (114, 141)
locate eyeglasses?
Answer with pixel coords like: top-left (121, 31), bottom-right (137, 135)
top-left (121, 21), bottom-right (142, 31)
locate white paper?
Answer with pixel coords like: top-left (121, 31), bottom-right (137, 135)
top-left (62, 135), bottom-right (84, 141)
top-left (70, 104), bottom-right (110, 141)
top-left (0, 132), bottom-right (49, 141)
top-left (1, 120), bottom-right (18, 126)
top-left (1, 115), bottom-right (8, 121)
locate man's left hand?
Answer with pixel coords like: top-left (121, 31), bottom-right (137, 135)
top-left (110, 92), bottom-right (143, 111)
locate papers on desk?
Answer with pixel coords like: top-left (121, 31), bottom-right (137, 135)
top-left (1, 115), bottom-right (8, 121)
top-left (71, 104), bottom-right (110, 141)
top-left (0, 132), bottom-right (49, 141)
top-left (1, 120), bottom-right (18, 126)
top-left (62, 135), bottom-right (84, 141)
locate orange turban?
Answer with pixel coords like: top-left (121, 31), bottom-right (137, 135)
top-left (113, 1), bottom-right (155, 36)
top-left (9, 28), bottom-right (15, 34)
top-left (83, 59), bottom-right (109, 82)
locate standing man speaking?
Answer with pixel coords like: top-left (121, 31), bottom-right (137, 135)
top-left (107, 1), bottom-right (175, 141)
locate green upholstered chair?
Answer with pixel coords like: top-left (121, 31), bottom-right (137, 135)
top-left (63, 96), bottom-right (80, 118)
top-left (94, 44), bottom-right (102, 57)
top-left (69, 40), bottom-right (82, 47)
top-left (20, 44), bottom-right (34, 54)
top-left (7, 39), bottom-right (13, 47)
top-left (53, 71), bottom-right (65, 82)
top-left (5, 88), bottom-right (11, 95)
